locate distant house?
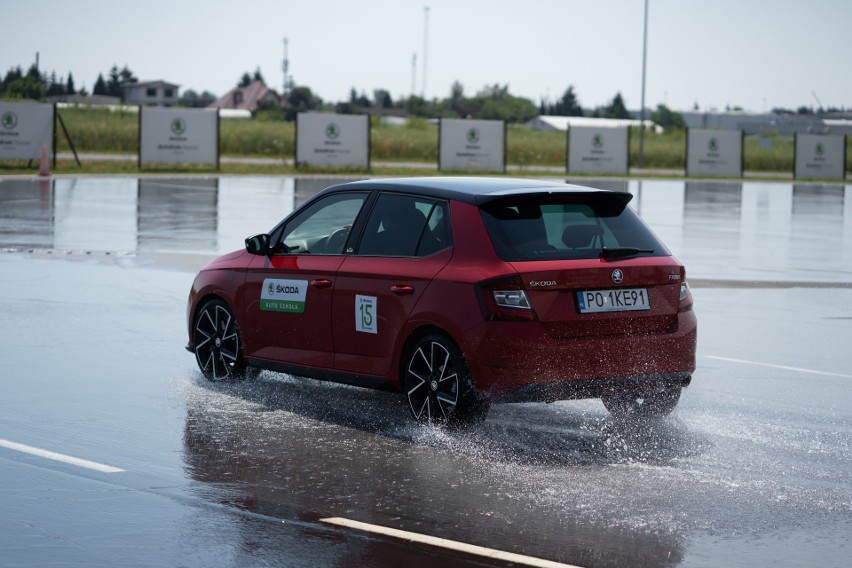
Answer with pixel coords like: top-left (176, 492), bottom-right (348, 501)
top-left (123, 80), bottom-right (180, 107)
top-left (208, 80), bottom-right (280, 113)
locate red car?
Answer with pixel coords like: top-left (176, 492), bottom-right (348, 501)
top-left (187, 177), bottom-right (696, 425)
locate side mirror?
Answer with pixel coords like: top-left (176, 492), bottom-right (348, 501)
top-left (245, 233), bottom-right (271, 255)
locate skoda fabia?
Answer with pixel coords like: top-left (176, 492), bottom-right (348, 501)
top-left (187, 177), bottom-right (696, 425)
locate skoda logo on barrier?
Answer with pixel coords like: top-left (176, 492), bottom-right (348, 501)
top-left (326, 123), bottom-right (340, 139)
top-left (171, 117), bottom-right (186, 135)
top-left (611, 269), bottom-right (624, 284)
top-left (466, 128), bottom-right (480, 144)
top-left (815, 142), bottom-right (825, 156)
top-left (708, 137), bottom-right (719, 152)
top-left (592, 133), bottom-right (604, 149)
top-left (1, 111), bottom-right (17, 130)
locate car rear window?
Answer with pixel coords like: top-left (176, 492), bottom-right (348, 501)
top-left (479, 193), bottom-right (669, 261)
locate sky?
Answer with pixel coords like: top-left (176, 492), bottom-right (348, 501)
top-left (4, 0), bottom-right (851, 113)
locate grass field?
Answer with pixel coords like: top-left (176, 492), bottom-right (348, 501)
top-left (0, 106), bottom-right (847, 178)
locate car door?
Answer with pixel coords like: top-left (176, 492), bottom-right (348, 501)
top-left (242, 191), bottom-right (369, 369)
top-left (332, 193), bottom-right (453, 377)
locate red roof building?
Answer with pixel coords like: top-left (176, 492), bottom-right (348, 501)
top-left (207, 80), bottom-right (281, 112)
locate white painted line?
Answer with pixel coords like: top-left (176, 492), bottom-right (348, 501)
top-left (0, 438), bottom-right (124, 473)
top-left (706, 356), bottom-right (852, 379)
top-left (321, 517), bottom-right (583, 568)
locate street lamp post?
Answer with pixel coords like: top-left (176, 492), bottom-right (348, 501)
top-left (639, 0), bottom-right (649, 168)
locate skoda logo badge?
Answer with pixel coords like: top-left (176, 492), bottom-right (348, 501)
top-left (611, 269), bottom-right (624, 284)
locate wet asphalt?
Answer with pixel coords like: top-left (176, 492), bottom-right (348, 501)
top-left (0, 176), bottom-right (850, 568)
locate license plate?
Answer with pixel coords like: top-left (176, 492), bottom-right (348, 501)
top-left (577, 288), bottom-right (650, 313)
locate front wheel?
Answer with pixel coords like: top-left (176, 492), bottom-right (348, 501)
top-left (402, 334), bottom-right (489, 427)
top-left (601, 383), bottom-right (682, 420)
top-left (192, 299), bottom-right (254, 381)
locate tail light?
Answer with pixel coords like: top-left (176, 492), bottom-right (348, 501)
top-left (679, 282), bottom-right (690, 301)
top-left (678, 268), bottom-right (693, 312)
top-left (478, 277), bottom-right (537, 321)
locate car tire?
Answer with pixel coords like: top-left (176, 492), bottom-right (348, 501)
top-left (402, 334), bottom-right (489, 427)
top-left (600, 383), bottom-right (682, 420)
top-left (193, 299), bottom-right (255, 381)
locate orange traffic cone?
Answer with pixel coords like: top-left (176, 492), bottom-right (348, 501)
top-left (38, 145), bottom-right (50, 177)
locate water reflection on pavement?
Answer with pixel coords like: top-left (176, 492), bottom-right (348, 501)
top-left (1, 175), bottom-right (850, 568)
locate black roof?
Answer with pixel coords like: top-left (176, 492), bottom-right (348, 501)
top-left (322, 177), bottom-right (628, 206)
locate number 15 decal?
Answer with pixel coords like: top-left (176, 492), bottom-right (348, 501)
top-left (355, 295), bottom-right (377, 334)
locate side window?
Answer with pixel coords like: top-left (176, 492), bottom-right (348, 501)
top-left (417, 200), bottom-right (451, 256)
top-left (273, 192), bottom-right (367, 255)
top-left (358, 194), bottom-right (450, 257)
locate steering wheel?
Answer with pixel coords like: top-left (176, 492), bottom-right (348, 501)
top-left (324, 226), bottom-right (351, 254)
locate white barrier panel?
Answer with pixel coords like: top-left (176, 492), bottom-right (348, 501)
top-left (439, 119), bottom-right (505, 171)
top-left (139, 107), bottom-right (219, 165)
top-left (567, 126), bottom-right (629, 175)
top-left (687, 129), bottom-right (742, 177)
top-left (795, 134), bottom-right (846, 180)
top-left (296, 113), bottom-right (369, 168)
top-left (0, 102), bottom-right (54, 160)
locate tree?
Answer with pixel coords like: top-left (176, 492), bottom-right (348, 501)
top-left (449, 81), bottom-right (464, 112)
top-left (3, 76), bottom-right (45, 100)
top-left (252, 67), bottom-right (264, 83)
top-left (477, 83), bottom-right (510, 100)
top-left (2, 66), bottom-right (24, 92)
top-left (181, 89), bottom-right (218, 108)
top-left (46, 71), bottom-right (66, 97)
top-left (405, 95), bottom-right (431, 117)
top-left (285, 85), bottom-right (322, 120)
top-left (478, 94), bottom-right (538, 123)
top-left (180, 89), bottom-right (199, 107)
top-left (604, 92), bottom-right (631, 119)
top-left (119, 65), bottom-right (135, 83)
top-left (66, 72), bottom-right (76, 95)
top-left (373, 88), bottom-right (393, 109)
top-left (347, 87), bottom-right (370, 107)
top-left (553, 85), bottom-right (583, 116)
top-left (650, 104), bottom-right (686, 130)
top-left (25, 63), bottom-right (42, 82)
top-left (93, 73), bottom-right (107, 95)
top-left (198, 91), bottom-right (216, 107)
top-left (107, 65), bottom-right (122, 98)
top-left (238, 72), bottom-right (252, 88)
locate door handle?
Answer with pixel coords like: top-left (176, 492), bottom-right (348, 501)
top-left (311, 279), bottom-right (333, 288)
top-left (391, 285), bottom-right (415, 295)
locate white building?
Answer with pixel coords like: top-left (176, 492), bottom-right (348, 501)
top-left (526, 115), bottom-right (663, 134)
top-left (122, 80), bottom-right (180, 107)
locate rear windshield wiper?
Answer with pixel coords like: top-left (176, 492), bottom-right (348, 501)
top-left (600, 247), bottom-right (655, 259)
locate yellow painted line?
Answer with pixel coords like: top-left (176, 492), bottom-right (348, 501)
top-left (706, 355), bottom-right (852, 379)
top-left (321, 517), bottom-right (583, 568)
top-left (0, 438), bottom-right (124, 473)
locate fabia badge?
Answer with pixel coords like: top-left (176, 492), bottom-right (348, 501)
top-left (611, 269), bottom-right (624, 284)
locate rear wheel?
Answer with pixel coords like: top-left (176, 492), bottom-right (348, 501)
top-left (403, 334), bottom-right (489, 427)
top-left (193, 299), bottom-right (254, 381)
top-left (601, 383), bottom-right (682, 420)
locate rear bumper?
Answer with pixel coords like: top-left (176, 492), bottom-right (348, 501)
top-left (494, 372), bottom-right (692, 403)
top-left (464, 311), bottom-right (697, 402)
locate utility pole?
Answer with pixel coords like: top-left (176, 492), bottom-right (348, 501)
top-left (422, 6), bottom-right (429, 99)
top-left (282, 38), bottom-right (290, 97)
top-left (638, 0), bottom-right (649, 168)
top-left (411, 52), bottom-right (417, 96)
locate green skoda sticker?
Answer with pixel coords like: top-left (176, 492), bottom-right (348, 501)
top-left (260, 278), bottom-right (308, 313)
